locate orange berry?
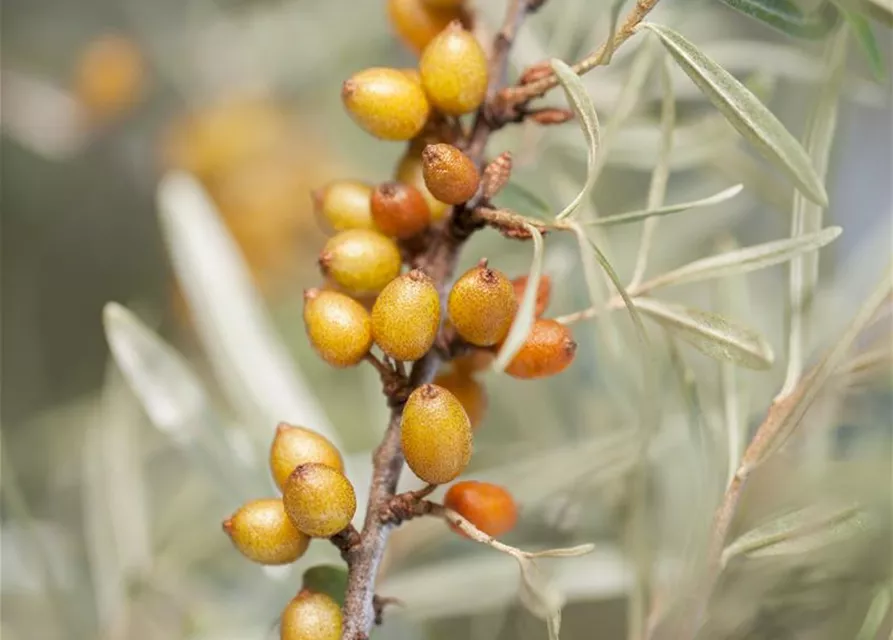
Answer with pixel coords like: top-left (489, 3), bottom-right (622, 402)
top-left (419, 22), bottom-right (488, 115)
top-left (447, 264), bottom-right (517, 346)
top-left (283, 463), bottom-right (356, 538)
top-left (371, 270), bottom-right (441, 361)
top-left (395, 150), bottom-right (450, 221)
top-left (73, 34), bottom-right (146, 120)
top-left (370, 181), bottom-right (431, 238)
top-left (401, 384), bottom-right (472, 484)
top-left (342, 68), bottom-right (430, 141)
top-left (313, 180), bottom-right (376, 232)
top-left (303, 289), bottom-right (372, 367)
top-left (319, 229), bottom-right (402, 295)
top-left (434, 369), bottom-right (487, 429)
top-left (421, 143), bottom-right (480, 204)
top-left (280, 589), bottom-right (342, 640)
top-left (444, 481), bottom-right (518, 538)
top-left (452, 349), bottom-right (495, 374)
top-left (422, 0), bottom-right (464, 7)
top-left (223, 498), bottom-right (310, 565)
top-left (505, 319), bottom-right (577, 379)
top-left (387, 0), bottom-right (463, 53)
top-left (512, 274), bottom-right (552, 318)
top-left (270, 423), bottom-right (344, 491)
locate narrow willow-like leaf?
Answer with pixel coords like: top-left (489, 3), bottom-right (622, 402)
top-left (585, 185), bottom-right (744, 226)
top-left (722, 503), bottom-right (866, 565)
top-left (493, 224), bottom-right (545, 372)
top-left (840, 7), bottom-right (886, 80)
top-left (597, 0), bottom-right (628, 65)
top-left (640, 22), bottom-right (828, 206)
top-left (633, 298), bottom-right (775, 369)
top-left (781, 29), bottom-right (848, 397)
top-left (855, 586), bottom-right (892, 640)
top-left (641, 226), bottom-right (842, 291)
top-left (551, 59), bottom-right (601, 221)
top-left (517, 555), bottom-right (564, 640)
top-left (718, 0), bottom-right (840, 38)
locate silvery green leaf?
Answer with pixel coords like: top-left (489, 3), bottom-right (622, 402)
top-left (722, 503), bottom-right (867, 565)
top-left (517, 555), bottom-right (564, 640)
top-left (493, 224), bottom-right (545, 372)
top-left (642, 226), bottom-right (842, 291)
top-left (839, 7), bottom-right (886, 81)
top-left (551, 59), bottom-right (601, 221)
top-left (157, 172), bottom-right (339, 445)
top-left (633, 298), bottom-right (775, 369)
top-left (717, 0), bottom-right (840, 38)
top-left (640, 22), bottom-right (828, 206)
top-left (586, 185), bottom-right (744, 226)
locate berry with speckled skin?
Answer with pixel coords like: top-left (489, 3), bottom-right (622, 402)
top-left (512, 274), bottom-right (552, 318)
top-left (448, 264), bottom-right (518, 346)
top-left (280, 589), bottom-right (342, 640)
top-left (284, 463), bottom-right (356, 538)
top-left (433, 369), bottom-right (486, 430)
top-left (421, 143), bottom-right (480, 205)
top-left (401, 384), bottom-right (472, 484)
top-left (270, 423), bottom-right (344, 491)
top-left (223, 498), bottom-right (310, 565)
top-left (387, 0), bottom-right (463, 53)
top-left (395, 150), bottom-right (450, 221)
top-left (371, 182), bottom-right (431, 238)
top-left (312, 181), bottom-right (376, 232)
top-left (303, 289), bottom-right (372, 367)
top-left (342, 68), bottom-right (430, 141)
top-left (505, 319), bottom-right (577, 379)
top-left (319, 229), bottom-right (402, 295)
top-left (419, 22), bottom-right (487, 115)
top-left (444, 481), bottom-right (518, 538)
top-left (371, 270), bottom-right (440, 361)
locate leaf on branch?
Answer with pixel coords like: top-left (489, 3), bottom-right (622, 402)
top-left (722, 502), bottom-right (868, 566)
top-left (551, 59), bottom-right (601, 221)
top-left (640, 22), bottom-right (829, 206)
top-left (642, 226), bottom-right (842, 291)
top-left (717, 0), bottom-right (840, 38)
top-left (493, 224), bottom-right (545, 372)
top-left (633, 298), bottom-right (775, 369)
top-left (585, 185), bottom-right (744, 227)
top-left (517, 556), bottom-right (564, 640)
top-left (839, 6), bottom-right (886, 81)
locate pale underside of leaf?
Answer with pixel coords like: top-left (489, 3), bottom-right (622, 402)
top-left (640, 22), bottom-right (828, 206)
top-left (633, 297), bottom-right (775, 369)
top-left (586, 185), bottom-right (744, 227)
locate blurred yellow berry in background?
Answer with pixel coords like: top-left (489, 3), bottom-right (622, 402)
top-left (73, 33), bottom-right (148, 122)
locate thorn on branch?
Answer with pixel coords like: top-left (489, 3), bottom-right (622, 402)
top-left (372, 595), bottom-right (403, 626)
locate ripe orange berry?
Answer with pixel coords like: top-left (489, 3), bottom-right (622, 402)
top-left (505, 319), bottom-right (577, 379)
top-left (452, 349), bottom-right (495, 374)
top-left (270, 423), bottom-right (344, 491)
top-left (223, 498), bottom-right (310, 565)
top-left (280, 589), bottom-right (342, 640)
top-left (303, 289), bottom-right (372, 367)
top-left (387, 0), bottom-right (463, 53)
top-left (313, 180), bottom-right (376, 232)
top-left (422, 0), bottom-right (464, 7)
top-left (419, 22), bottom-right (488, 115)
top-left (512, 274), bottom-right (552, 318)
top-left (434, 369), bottom-right (487, 429)
top-left (319, 229), bottom-right (402, 295)
top-left (444, 481), bottom-right (518, 538)
top-left (73, 34), bottom-right (146, 120)
top-left (395, 150), bottom-right (451, 221)
top-left (342, 68), bottom-right (430, 141)
top-left (371, 181), bottom-right (431, 238)
top-left (371, 270), bottom-right (441, 361)
top-left (421, 144), bottom-right (480, 204)
top-left (401, 384), bottom-right (472, 484)
top-left (284, 463), bottom-right (356, 538)
top-left (448, 264), bottom-right (518, 346)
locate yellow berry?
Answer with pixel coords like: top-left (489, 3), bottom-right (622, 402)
top-left (270, 423), bottom-right (344, 491)
top-left (512, 274), bottom-right (552, 318)
top-left (370, 181), bottom-right (431, 238)
top-left (283, 463), bottom-right (357, 538)
top-left (434, 369), bottom-right (487, 430)
top-left (448, 264), bottom-right (518, 346)
top-left (313, 180), bottom-right (376, 232)
top-left (401, 384), bottom-right (472, 484)
top-left (419, 21), bottom-right (488, 115)
top-left (280, 590), bottom-right (342, 640)
top-left (444, 481), bottom-right (518, 538)
top-left (421, 143), bottom-right (480, 204)
top-left (73, 34), bottom-right (146, 120)
top-left (371, 270), bottom-right (441, 361)
top-left (505, 319), bottom-right (577, 379)
top-left (303, 289), bottom-right (372, 367)
top-left (395, 151), bottom-right (451, 221)
top-left (223, 498), bottom-right (310, 565)
top-left (342, 68), bottom-right (430, 141)
top-left (387, 0), bottom-right (463, 53)
top-left (319, 229), bottom-right (402, 295)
